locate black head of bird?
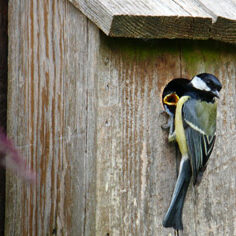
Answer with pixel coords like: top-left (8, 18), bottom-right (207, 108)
top-left (188, 73), bottom-right (222, 100)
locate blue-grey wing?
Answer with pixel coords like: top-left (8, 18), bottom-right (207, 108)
top-left (182, 99), bottom-right (217, 184)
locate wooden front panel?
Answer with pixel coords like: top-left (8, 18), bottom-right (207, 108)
top-left (95, 38), bottom-right (236, 235)
top-left (96, 38), bottom-right (181, 235)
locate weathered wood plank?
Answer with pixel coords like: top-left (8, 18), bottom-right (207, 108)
top-left (0, 0), bottom-right (8, 234)
top-left (199, 0), bottom-right (236, 43)
top-left (69, 0), bottom-right (236, 43)
top-left (6, 0), bottom-right (98, 235)
top-left (179, 41), bottom-right (236, 235)
top-left (198, 0), bottom-right (236, 20)
top-left (96, 37), bottom-right (182, 235)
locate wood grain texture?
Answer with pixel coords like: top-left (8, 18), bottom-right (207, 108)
top-left (96, 38), bottom-right (182, 235)
top-left (95, 38), bottom-right (236, 235)
top-left (69, 0), bottom-right (236, 43)
top-left (6, 0), bottom-right (98, 235)
top-left (180, 41), bottom-right (236, 236)
top-left (0, 0), bottom-right (8, 234)
top-left (6, 0), bottom-right (236, 235)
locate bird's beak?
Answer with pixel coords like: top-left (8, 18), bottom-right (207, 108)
top-left (212, 90), bottom-right (220, 98)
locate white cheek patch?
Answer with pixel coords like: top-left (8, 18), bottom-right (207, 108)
top-left (191, 76), bottom-right (210, 91)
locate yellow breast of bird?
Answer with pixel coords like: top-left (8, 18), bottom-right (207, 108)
top-left (175, 96), bottom-right (190, 155)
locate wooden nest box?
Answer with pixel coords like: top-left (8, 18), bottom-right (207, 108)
top-left (4, 0), bottom-right (236, 235)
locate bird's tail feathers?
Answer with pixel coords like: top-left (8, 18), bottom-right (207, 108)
top-left (163, 156), bottom-right (191, 230)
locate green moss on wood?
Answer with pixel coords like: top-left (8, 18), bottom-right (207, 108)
top-left (100, 33), bottom-right (180, 61)
top-left (100, 32), bottom-right (236, 79)
top-left (181, 40), bottom-right (236, 75)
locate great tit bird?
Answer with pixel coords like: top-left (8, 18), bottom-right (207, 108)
top-left (162, 73), bottom-right (222, 230)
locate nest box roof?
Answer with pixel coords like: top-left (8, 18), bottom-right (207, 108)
top-left (69, 0), bottom-right (236, 44)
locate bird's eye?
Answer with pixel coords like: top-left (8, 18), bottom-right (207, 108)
top-left (206, 80), bottom-right (212, 86)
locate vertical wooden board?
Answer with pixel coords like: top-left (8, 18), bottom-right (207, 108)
top-left (0, 0), bottom-right (8, 128)
top-left (0, 0), bottom-right (8, 233)
top-left (6, 0), bottom-right (98, 235)
top-left (96, 37), bottom-right (183, 235)
top-left (179, 41), bottom-right (236, 235)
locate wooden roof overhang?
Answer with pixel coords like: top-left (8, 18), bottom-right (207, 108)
top-left (69, 0), bottom-right (236, 44)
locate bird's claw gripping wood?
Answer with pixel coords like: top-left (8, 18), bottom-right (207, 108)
top-left (168, 130), bottom-right (176, 142)
top-left (161, 110), bottom-right (176, 142)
